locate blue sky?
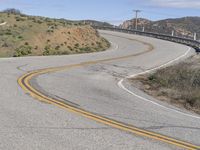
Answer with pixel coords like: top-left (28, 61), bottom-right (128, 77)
top-left (0, 0), bottom-right (200, 25)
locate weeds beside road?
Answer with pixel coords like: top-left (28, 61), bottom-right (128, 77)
top-left (130, 55), bottom-right (200, 114)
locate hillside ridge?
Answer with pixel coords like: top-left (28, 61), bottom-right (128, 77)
top-left (0, 11), bottom-right (110, 57)
top-left (119, 17), bottom-right (200, 40)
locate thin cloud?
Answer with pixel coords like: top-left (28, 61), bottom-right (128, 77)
top-left (150, 0), bottom-right (200, 8)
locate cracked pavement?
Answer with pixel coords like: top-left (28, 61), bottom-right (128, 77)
top-left (0, 30), bottom-right (199, 150)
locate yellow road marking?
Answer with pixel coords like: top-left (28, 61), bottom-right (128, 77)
top-left (18, 37), bottom-right (200, 150)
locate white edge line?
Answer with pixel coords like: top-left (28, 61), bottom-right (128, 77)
top-left (0, 22), bottom-right (7, 26)
top-left (118, 47), bottom-right (200, 119)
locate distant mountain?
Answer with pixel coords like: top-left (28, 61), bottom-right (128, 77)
top-left (82, 20), bottom-right (113, 27)
top-left (119, 17), bottom-right (200, 40)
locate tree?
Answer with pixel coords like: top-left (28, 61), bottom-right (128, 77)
top-left (3, 8), bottom-right (21, 15)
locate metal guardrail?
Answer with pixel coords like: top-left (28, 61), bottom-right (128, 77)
top-left (93, 26), bottom-right (200, 53)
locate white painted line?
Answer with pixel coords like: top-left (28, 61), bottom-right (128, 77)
top-left (110, 41), bottom-right (119, 50)
top-left (0, 22), bottom-right (7, 26)
top-left (118, 47), bottom-right (200, 119)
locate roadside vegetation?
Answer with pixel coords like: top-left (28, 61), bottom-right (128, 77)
top-left (0, 9), bottom-right (110, 57)
top-left (130, 55), bottom-right (200, 114)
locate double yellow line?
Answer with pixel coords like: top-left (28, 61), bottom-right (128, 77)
top-left (18, 37), bottom-right (200, 150)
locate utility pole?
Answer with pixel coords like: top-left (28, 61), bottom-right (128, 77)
top-left (133, 10), bottom-right (141, 30)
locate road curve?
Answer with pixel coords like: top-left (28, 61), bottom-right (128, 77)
top-left (0, 30), bottom-right (200, 150)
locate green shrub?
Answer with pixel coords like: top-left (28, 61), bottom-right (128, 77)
top-left (15, 16), bottom-right (26, 21)
top-left (47, 29), bottom-right (54, 33)
top-left (79, 47), bottom-right (91, 52)
top-left (43, 45), bottom-right (53, 55)
top-left (13, 45), bottom-right (32, 57)
top-left (24, 42), bottom-right (29, 45)
top-left (55, 45), bottom-right (60, 50)
top-left (5, 32), bottom-right (12, 35)
top-left (67, 46), bottom-right (72, 50)
top-left (75, 43), bottom-right (79, 48)
top-left (67, 22), bottom-right (72, 26)
top-left (17, 35), bottom-right (23, 40)
top-left (34, 45), bottom-right (38, 50)
top-left (2, 42), bottom-right (9, 47)
top-left (37, 20), bottom-right (43, 24)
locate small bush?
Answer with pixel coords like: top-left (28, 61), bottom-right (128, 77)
top-left (15, 16), bottom-right (26, 21)
top-left (67, 22), bottom-right (72, 26)
top-left (79, 47), bottom-right (91, 52)
top-left (37, 20), bottom-right (43, 24)
top-left (17, 35), bottom-right (23, 40)
top-left (43, 45), bottom-right (53, 55)
top-left (13, 45), bottom-right (32, 57)
top-left (47, 29), bottom-right (54, 33)
top-left (34, 45), bottom-right (38, 50)
top-left (55, 45), bottom-right (60, 50)
top-left (5, 31), bottom-right (12, 35)
top-left (24, 42), bottom-right (29, 46)
top-left (2, 42), bottom-right (9, 47)
top-left (67, 46), bottom-right (72, 50)
top-left (74, 43), bottom-right (79, 48)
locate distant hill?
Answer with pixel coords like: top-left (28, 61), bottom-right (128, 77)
top-left (0, 10), bottom-right (110, 57)
top-left (82, 20), bottom-right (113, 27)
top-left (119, 17), bottom-right (200, 40)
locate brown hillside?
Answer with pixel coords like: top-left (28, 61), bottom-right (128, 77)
top-left (0, 12), bottom-right (110, 57)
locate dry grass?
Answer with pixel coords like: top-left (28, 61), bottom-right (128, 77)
top-left (130, 55), bottom-right (200, 114)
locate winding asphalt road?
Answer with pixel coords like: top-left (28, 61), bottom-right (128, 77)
top-left (0, 30), bottom-right (200, 150)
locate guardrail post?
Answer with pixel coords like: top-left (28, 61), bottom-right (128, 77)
top-left (142, 27), bottom-right (145, 32)
top-left (194, 33), bottom-right (197, 41)
top-left (171, 30), bottom-right (174, 36)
